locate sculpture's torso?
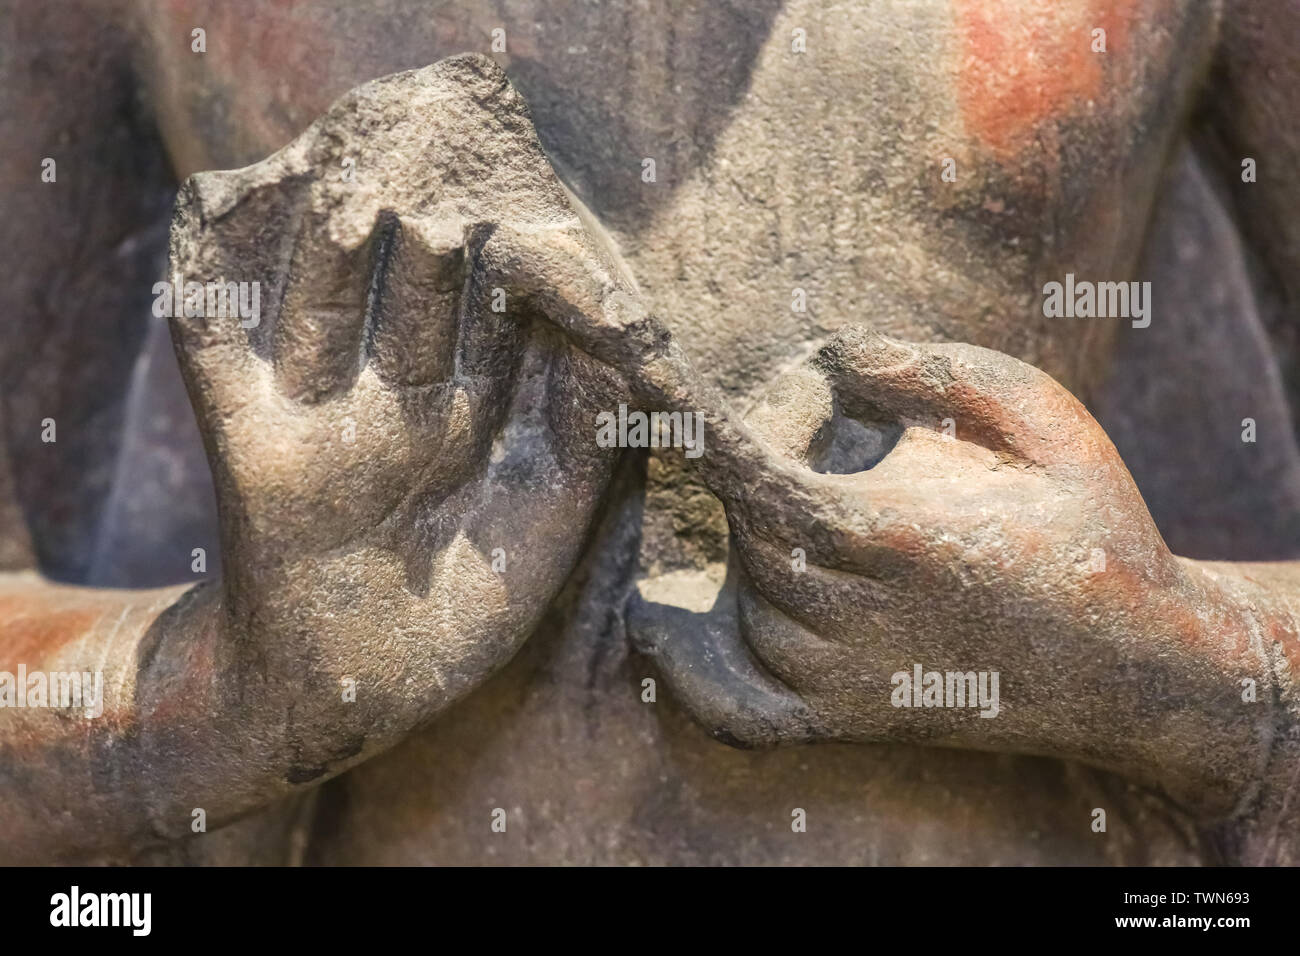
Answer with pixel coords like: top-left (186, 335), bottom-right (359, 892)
top-left (116, 0), bottom-right (1241, 863)
top-left (141, 0), bottom-right (1221, 396)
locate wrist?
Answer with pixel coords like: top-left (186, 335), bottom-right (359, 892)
top-left (1180, 558), bottom-right (1300, 862)
top-left (1057, 557), bottom-right (1279, 819)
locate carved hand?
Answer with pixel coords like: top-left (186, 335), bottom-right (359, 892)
top-left (156, 56), bottom-right (631, 800)
top-left (626, 327), bottom-right (1291, 826)
top-left (3, 56), bottom-right (652, 860)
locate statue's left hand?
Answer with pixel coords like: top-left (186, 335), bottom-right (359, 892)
top-left (627, 327), bottom-right (1280, 820)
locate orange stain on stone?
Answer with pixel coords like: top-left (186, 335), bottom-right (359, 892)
top-left (955, 0), bottom-right (1141, 156)
top-left (0, 596), bottom-right (101, 672)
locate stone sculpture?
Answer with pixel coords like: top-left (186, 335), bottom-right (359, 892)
top-left (2, 1), bottom-right (1298, 865)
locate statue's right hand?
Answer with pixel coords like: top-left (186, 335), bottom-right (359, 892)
top-left (166, 54), bottom-right (629, 722)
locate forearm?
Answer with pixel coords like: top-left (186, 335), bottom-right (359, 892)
top-left (0, 450), bottom-right (600, 862)
top-left (0, 573), bottom-right (193, 861)
top-left (1174, 558), bottom-right (1300, 862)
top-left (1013, 554), bottom-right (1298, 833)
top-left (0, 568), bottom-right (433, 863)
top-left (1042, 554), bottom-right (1299, 856)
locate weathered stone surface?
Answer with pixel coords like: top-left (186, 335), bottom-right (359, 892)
top-left (3, 1), bottom-right (1300, 867)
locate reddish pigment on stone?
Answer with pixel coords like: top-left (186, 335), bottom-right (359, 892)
top-left (0, 596), bottom-right (102, 672)
top-left (954, 0), bottom-right (1141, 156)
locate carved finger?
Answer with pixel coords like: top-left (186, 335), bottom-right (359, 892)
top-left (453, 223), bottom-right (530, 383)
top-left (166, 172), bottom-right (292, 416)
top-left (626, 569), bottom-right (825, 749)
top-left (272, 205), bottom-right (378, 403)
top-left (742, 365), bottom-right (837, 465)
top-left (366, 213), bottom-right (464, 387)
top-left (815, 326), bottom-right (1093, 468)
top-left (471, 224), bottom-right (829, 520)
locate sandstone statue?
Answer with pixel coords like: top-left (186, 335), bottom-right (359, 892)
top-left (1, 0), bottom-right (1298, 865)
